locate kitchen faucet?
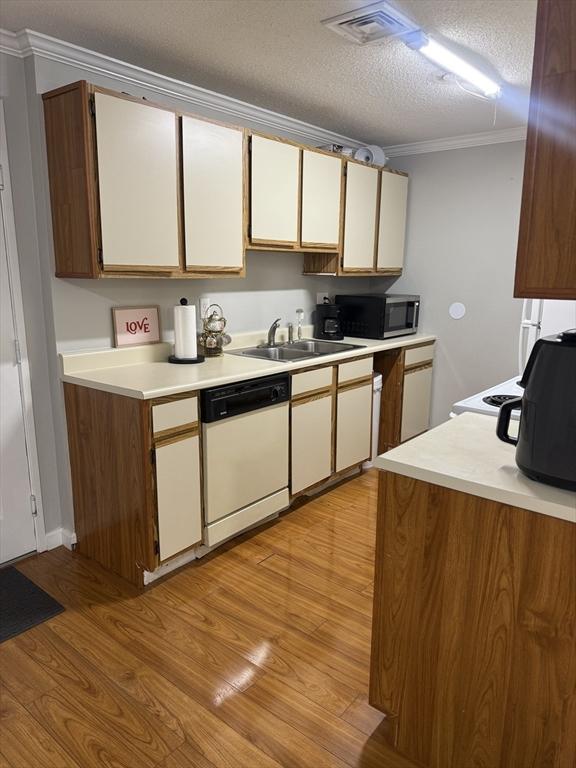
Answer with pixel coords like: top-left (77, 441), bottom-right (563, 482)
top-left (267, 318), bottom-right (281, 347)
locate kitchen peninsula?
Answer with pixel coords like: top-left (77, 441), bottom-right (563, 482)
top-left (370, 412), bottom-right (576, 768)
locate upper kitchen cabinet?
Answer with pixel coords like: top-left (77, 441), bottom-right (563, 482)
top-left (43, 82), bottom-right (182, 277)
top-left (43, 81), bottom-right (245, 279)
top-left (377, 170), bottom-right (409, 272)
top-left (249, 134), bottom-right (300, 247)
top-left (300, 149), bottom-right (343, 249)
top-left (94, 91), bottom-right (180, 272)
top-left (514, 0), bottom-right (576, 299)
top-left (341, 162), bottom-right (379, 272)
top-left (182, 117), bottom-right (245, 275)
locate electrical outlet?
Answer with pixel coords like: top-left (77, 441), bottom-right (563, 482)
top-left (200, 297), bottom-right (211, 318)
top-left (316, 292), bottom-right (330, 305)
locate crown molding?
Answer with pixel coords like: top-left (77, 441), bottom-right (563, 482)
top-left (0, 28), bottom-right (25, 57)
top-left (0, 27), bottom-right (363, 148)
top-left (1, 27), bottom-right (528, 155)
top-left (384, 126), bottom-right (527, 156)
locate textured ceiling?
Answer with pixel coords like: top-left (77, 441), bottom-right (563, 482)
top-left (0, 0), bottom-right (537, 145)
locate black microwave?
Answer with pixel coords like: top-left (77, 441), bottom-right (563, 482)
top-left (335, 294), bottom-right (420, 339)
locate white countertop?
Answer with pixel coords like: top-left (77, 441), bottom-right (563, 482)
top-left (59, 333), bottom-right (436, 400)
top-left (374, 413), bottom-right (576, 524)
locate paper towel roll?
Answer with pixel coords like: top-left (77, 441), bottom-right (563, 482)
top-left (174, 300), bottom-right (197, 360)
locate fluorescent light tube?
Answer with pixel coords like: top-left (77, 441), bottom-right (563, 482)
top-left (411, 35), bottom-right (502, 98)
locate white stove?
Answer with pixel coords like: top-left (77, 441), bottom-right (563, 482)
top-left (452, 376), bottom-right (523, 420)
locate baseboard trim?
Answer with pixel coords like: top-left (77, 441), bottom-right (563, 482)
top-left (45, 527), bottom-right (77, 551)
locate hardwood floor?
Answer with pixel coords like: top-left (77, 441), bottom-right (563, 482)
top-left (0, 470), bottom-right (418, 768)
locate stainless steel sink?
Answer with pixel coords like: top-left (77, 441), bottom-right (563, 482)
top-left (289, 339), bottom-right (365, 355)
top-left (228, 346), bottom-right (314, 362)
top-left (227, 338), bottom-right (366, 363)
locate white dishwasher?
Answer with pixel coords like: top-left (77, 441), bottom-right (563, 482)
top-left (200, 373), bottom-right (290, 547)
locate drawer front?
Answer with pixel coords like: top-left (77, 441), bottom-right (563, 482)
top-left (404, 344), bottom-right (435, 367)
top-left (152, 397), bottom-right (198, 435)
top-left (338, 356), bottom-right (373, 385)
top-left (291, 366), bottom-right (333, 397)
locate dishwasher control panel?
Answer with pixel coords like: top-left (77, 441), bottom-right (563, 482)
top-left (200, 373), bottom-right (290, 423)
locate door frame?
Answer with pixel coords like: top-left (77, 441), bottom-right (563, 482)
top-left (0, 99), bottom-right (47, 554)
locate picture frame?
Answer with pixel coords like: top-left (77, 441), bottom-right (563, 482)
top-left (112, 305), bottom-right (161, 347)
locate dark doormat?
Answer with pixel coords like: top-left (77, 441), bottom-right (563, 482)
top-left (0, 566), bottom-right (64, 643)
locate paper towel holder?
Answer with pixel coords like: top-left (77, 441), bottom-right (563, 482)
top-left (169, 298), bottom-right (205, 364)
top-left (168, 354), bottom-right (205, 364)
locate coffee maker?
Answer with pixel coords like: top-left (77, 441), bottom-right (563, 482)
top-left (497, 328), bottom-right (576, 490)
top-left (313, 299), bottom-right (343, 341)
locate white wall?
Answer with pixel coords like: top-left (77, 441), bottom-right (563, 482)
top-left (54, 254), bottom-right (364, 352)
top-left (389, 141), bottom-right (526, 425)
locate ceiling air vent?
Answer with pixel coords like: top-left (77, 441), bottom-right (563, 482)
top-left (322, 1), bottom-right (418, 46)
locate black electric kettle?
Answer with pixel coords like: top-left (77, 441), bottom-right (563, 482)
top-left (497, 329), bottom-right (576, 490)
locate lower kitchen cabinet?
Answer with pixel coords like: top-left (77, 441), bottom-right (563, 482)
top-left (155, 433), bottom-right (202, 561)
top-left (401, 365), bottom-right (433, 442)
top-left (291, 393), bottom-right (333, 494)
top-left (375, 341), bottom-right (435, 452)
top-left (336, 381), bottom-right (373, 472)
top-left (63, 384), bottom-right (203, 587)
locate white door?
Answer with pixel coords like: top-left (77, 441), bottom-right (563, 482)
top-left (0, 199), bottom-right (37, 563)
top-left (335, 383), bottom-right (373, 472)
top-left (342, 162), bottom-right (379, 271)
top-left (94, 92), bottom-right (180, 270)
top-left (376, 171), bottom-right (408, 271)
top-left (401, 366), bottom-right (433, 442)
top-left (250, 135), bottom-right (300, 244)
top-left (182, 117), bottom-right (244, 271)
top-left (301, 150), bottom-right (342, 248)
top-left (291, 393), bottom-right (333, 494)
top-left (155, 434), bottom-right (202, 561)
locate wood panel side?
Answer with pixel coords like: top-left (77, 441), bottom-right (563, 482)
top-left (63, 384), bottom-right (156, 585)
top-left (373, 349), bottom-right (404, 453)
top-left (514, 0), bottom-right (576, 299)
top-left (370, 472), bottom-right (576, 767)
top-left (42, 81), bottom-right (100, 277)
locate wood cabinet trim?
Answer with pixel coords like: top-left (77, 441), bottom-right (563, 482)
top-left (291, 388), bottom-right (333, 406)
top-left (514, 0), bottom-right (576, 299)
top-left (43, 80), bottom-right (101, 277)
top-left (404, 361), bottom-right (433, 374)
top-left (337, 375), bottom-right (373, 393)
top-left (153, 422), bottom-right (200, 445)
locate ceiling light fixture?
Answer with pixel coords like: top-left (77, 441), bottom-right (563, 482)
top-left (403, 30), bottom-right (502, 99)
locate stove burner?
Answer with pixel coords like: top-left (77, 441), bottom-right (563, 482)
top-left (482, 394), bottom-right (519, 408)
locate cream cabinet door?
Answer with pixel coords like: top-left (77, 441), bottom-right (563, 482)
top-left (155, 434), bottom-right (202, 561)
top-left (291, 394), bottom-right (333, 494)
top-left (182, 117), bottom-right (244, 271)
top-left (401, 366), bottom-right (433, 442)
top-left (377, 171), bottom-right (408, 271)
top-left (94, 92), bottom-right (180, 269)
top-left (301, 150), bottom-right (342, 248)
top-left (250, 135), bottom-right (300, 244)
top-left (342, 163), bottom-right (379, 271)
top-left (336, 383), bottom-right (372, 472)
